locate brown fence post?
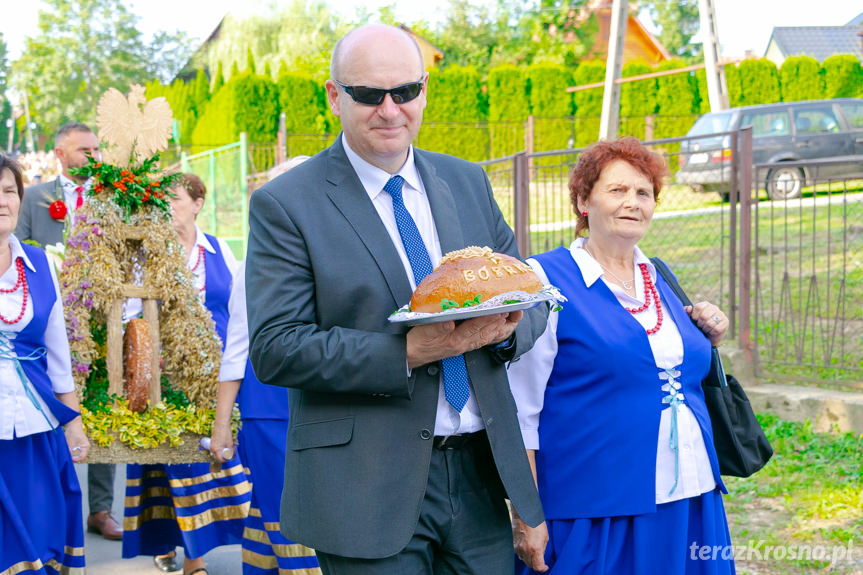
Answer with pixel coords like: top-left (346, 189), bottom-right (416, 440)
top-left (737, 127), bottom-right (753, 361)
top-left (277, 113), bottom-right (287, 164)
top-left (525, 115), bottom-right (535, 175)
top-left (513, 152), bottom-right (530, 257)
top-left (645, 115), bottom-right (655, 141)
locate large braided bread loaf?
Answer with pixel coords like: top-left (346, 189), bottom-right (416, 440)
top-left (410, 246), bottom-right (542, 313)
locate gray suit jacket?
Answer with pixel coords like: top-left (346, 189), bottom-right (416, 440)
top-left (17, 178), bottom-right (66, 247)
top-left (246, 137), bottom-right (547, 559)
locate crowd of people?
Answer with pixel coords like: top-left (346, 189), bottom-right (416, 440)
top-left (0, 23), bottom-right (738, 575)
top-left (9, 150), bottom-right (60, 186)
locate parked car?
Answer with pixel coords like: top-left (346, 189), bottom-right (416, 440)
top-left (676, 98), bottom-right (863, 200)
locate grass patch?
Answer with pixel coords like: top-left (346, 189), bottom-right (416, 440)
top-left (724, 414), bottom-right (862, 574)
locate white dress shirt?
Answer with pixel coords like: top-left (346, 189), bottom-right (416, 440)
top-left (342, 135), bottom-right (484, 436)
top-left (219, 261), bottom-right (250, 382)
top-left (0, 235), bottom-right (74, 439)
top-left (58, 174), bottom-right (91, 213)
top-left (507, 237), bottom-right (716, 504)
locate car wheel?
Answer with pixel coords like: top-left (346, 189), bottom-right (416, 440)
top-left (766, 166), bottom-right (804, 200)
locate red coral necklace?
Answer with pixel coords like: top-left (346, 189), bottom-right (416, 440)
top-left (0, 258), bottom-right (29, 325)
top-left (190, 245), bottom-right (206, 292)
top-left (625, 263), bottom-right (663, 335)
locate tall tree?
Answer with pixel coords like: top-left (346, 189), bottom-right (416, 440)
top-left (0, 33), bottom-right (10, 151)
top-left (13, 0), bottom-right (191, 132)
top-left (643, 0), bottom-right (701, 61)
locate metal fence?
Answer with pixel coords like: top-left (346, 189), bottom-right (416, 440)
top-left (180, 135), bottom-right (249, 260)
top-left (479, 131), bottom-right (863, 386)
top-left (751, 158), bottom-right (863, 386)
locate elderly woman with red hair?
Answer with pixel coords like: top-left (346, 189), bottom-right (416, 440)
top-left (508, 138), bottom-right (736, 575)
top-left (0, 154), bottom-right (89, 574)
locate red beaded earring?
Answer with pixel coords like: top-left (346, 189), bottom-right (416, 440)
top-left (581, 211), bottom-right (588, 217)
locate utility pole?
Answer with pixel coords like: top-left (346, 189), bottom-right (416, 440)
top-left (599, 0), bottom-right (628, 140)
top-left (22, 89), bottom-right (36, 153)
top-left (698, 0), bottom-right (729, 111)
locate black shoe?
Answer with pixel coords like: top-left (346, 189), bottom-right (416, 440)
top-left (153, 552), bottom-right (181, 573)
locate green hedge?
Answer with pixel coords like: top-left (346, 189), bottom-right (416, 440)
top-left (572, 60), bottom-right (605, 146)
top-left (822, 54), bottom-right (863, 98)
top-left (487, 65), bottom-right (528, 157)
top-left (528, 64), bottom-right (574, 153)
top-left (779, 56), bottom-right (823, 101)
top-left (654, 60), bottom-right (697, 138)
top-left (737, 58), bottom-right (781, 105)
top-left (620, 61), bottom-right (657, 139)
top-left (418, 66), bottom-right (487, 161)
top-left (191, 72), bottom-right (279, 150)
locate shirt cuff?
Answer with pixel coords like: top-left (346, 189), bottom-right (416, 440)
top-left (521, 428), bottom-right (539, 451)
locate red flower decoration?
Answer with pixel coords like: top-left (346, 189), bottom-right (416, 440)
top-left (49, 200), bottom-right (68, 221)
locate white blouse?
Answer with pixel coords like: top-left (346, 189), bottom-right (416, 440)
top-left (123, 226), bottom-right (241, 383)
top-left (507, 237), bottom-right (717, 504)
top-left (0, 235), bottom-right (75, 439)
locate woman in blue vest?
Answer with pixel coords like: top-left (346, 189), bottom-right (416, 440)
top-left (508, 139), bottom-right (735, 575)
top-left (122, 173), bottom-right (251, 575)
top-left (0, 154), bottom-right (89, 574)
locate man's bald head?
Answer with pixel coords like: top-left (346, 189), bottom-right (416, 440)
top-left (330, 25), bottom-right (424, 82)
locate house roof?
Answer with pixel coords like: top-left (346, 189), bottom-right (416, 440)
top-left (847, 11), bottom-right (863, 27)
top-left (766, 26), bottom-right (863, 62)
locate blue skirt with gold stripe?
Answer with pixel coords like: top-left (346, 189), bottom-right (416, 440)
top-left (239, 420), bottom-right (320, 574)
top-left (122, 453), bottom-right (252, 560)
top-left (0, 427), bottom-right (86, 574)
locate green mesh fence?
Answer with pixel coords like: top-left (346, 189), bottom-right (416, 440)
top-left (181, 134), bottom-right (249, 260)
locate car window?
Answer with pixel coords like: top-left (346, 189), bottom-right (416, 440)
top-left (740, 110), bottom-right (790, 138)
top-left (687, 111), bottom-right (733, 136)
top-left (793, 107), bottom-right (840, 134)
top-left (839, 103), bottom-right (863, 128)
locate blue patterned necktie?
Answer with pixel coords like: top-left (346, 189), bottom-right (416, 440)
top-left (384, 175), bottom-right (471, 412)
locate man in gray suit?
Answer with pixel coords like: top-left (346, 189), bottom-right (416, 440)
top-left (15, 122), bottom-right (122, 541)
top-left (246, 25), bottom-right (546, 574)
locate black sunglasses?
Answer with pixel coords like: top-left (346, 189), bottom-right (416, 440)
top-left (334, 78), bottom-right (425, 106)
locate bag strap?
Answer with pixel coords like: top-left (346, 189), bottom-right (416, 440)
top-left (651, 257), bottom-right (728, 387)
top-left (650, 257), bottom-right (692, 307)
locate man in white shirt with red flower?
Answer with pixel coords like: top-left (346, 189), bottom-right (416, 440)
top-left (15, 121), bottom-right (123, 542)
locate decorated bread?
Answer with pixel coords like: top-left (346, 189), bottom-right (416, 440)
top-left (410, 246), bottom-right (542, 313)
top-left (123, 318), bottom-right (153, 413)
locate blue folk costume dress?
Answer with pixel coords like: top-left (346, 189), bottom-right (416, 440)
top-left (514, 245), bottom-right (735, 575)
top-left (123, 233), bottom-right (252, 560)
top-left (0, 242), bottom-right (86, 575)
top-left (227, 264), bottom-right (321, 574)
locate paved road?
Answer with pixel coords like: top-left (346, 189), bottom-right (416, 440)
top-left (74, 463), bottom-right (242, 574)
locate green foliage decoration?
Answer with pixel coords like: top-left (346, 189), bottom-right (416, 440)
top-left (780, 56), bottom-right (823, 102)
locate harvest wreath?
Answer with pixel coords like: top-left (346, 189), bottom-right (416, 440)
top-left (57, 85), bottom-right (228, 460)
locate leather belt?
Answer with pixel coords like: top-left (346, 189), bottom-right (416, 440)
top-left (433, 429), bottom-right (486, 450)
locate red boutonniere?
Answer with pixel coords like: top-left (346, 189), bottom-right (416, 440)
top-left (49, 200), bottom-right (68, 220)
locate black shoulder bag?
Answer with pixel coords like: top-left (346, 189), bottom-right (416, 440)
top-left (651, 257), bottom-right (773, 478)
